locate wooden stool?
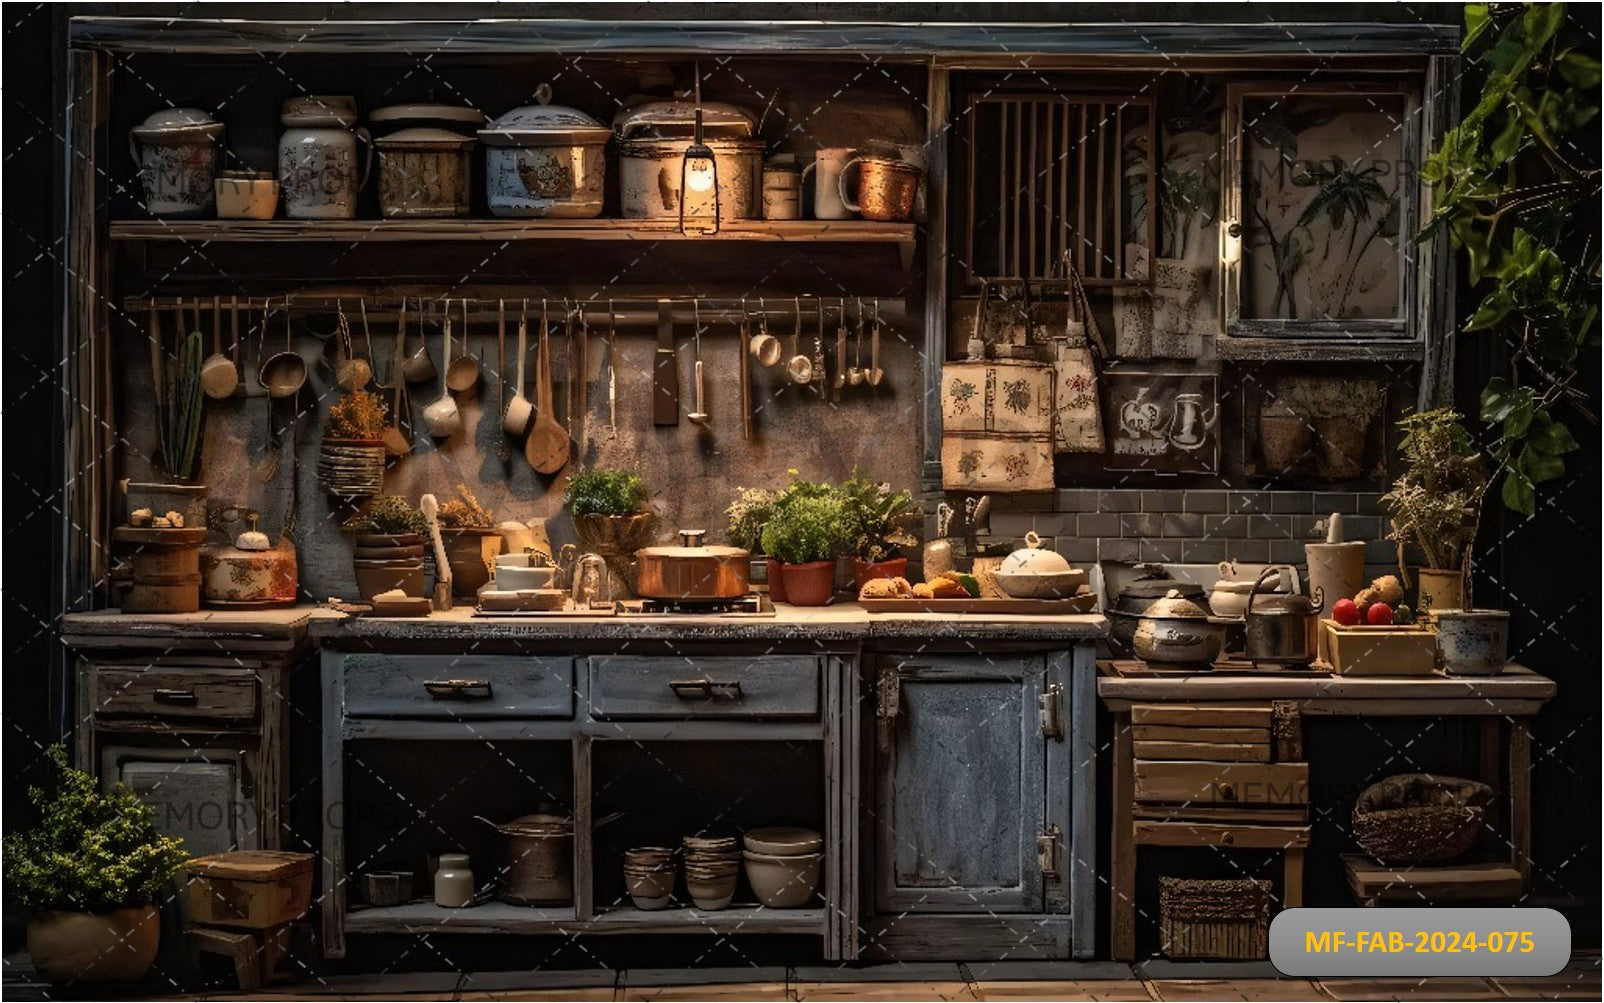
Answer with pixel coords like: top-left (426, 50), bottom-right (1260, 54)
top-left (184, 850), bottom-right (313, 990)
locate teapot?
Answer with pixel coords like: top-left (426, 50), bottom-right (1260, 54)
top-left (199, 508), bottom-right (298, 607)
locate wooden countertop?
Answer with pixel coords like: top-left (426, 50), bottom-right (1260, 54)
top-left (62, 604), bottom-right (1107, 647)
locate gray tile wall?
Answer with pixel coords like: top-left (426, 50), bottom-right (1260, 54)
top-left (986, 488), bottom-right (1394, 577)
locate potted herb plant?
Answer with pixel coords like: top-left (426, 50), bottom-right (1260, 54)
top-left (435, 483), bottom-right (502, 598)
top-left (839, 473), bottom-right (920, 588)
top-left (320, 387), bottom-right (388, 500)
top-left (760, 490), bottom-right (849, 606)
top-left (727, 485), bottom-right (784, 599)
top-left (341, 495), bottom-right (428, 599)
top-left (128, 327), bottom-right (209, 528)
top-left (4, 745), bottom-right (188, 984)
top-left (565, 468), bottom-right (656, 595)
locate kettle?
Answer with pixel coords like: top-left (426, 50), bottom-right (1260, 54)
top-left (1242, 567), bottom-right (1319, 667)
top-left (199, 508), bottom-right (298, 607)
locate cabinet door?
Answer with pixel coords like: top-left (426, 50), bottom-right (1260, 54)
top-left (875, 654), bottom-right (1047, 913)
top-left (103, 745), bottom-right (255, 857)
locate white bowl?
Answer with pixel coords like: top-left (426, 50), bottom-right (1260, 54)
top-left (742, 850), bottom-right (822, 908)
top-left (743, 827), bottom-right (823, 856)
top-left (990, 568), bottom-right (1087, 599)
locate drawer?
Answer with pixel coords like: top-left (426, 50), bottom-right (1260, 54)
top-left (342, 654), bottom-right (574, 719)
top-left (588, 656), bottom-right (819, 720)
top-left (92, 666), bottom-right (257, 720)
top-left (1131, 704), bottom-right (1272, 728)
top-left (1134, 760), bottom-right (1308, 807)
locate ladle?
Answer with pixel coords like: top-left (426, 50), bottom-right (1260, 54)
top-left (786, 296), bottom-right (813, 385)
top-left (833, 298), bottom-right (848, 399)
top-left (421, 299), bottom-right (463, 438)
top-left (687, 300), bottom-right (710, 425)
top-left (749, 295), bottom-right (782, 366)
top-left (382, 298), bottom-right (413, 457)
top-left (200, 293), bottom-right (236, 399)
top-left (333, 300), bottom-right (372, 391)
top-left (260, 294), bottom-right (307, 399)
top-left (445, 297), bottom-right (479, 397)
top-left (502, 299), bottom-right (534, 436)
top-left (401, 298), bottom-right (437, 383)
top-left (847, 297), bottom-right (866, 387)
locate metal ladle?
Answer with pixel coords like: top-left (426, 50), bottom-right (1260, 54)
top-left (422, 299), bottom-right (463, 438)
top-left (786, 295), bottom-right (813, 385)
top-left (867, 298), bottom-right (885, 386)
top-left (401, 298), bottom-right (437, 383)
top-left (200, 293), bottom-right (236, 399)
top-left (847, 297), bottom-right (866, 387)
top-left (687, 300), bottom-right (710, 425)
top-left (260, 294), bottom-right (307, 399)
top-left (445, 297), bottom-right (479, 398)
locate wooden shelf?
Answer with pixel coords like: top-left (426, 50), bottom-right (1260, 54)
top-left (343, 900), bottom-right (824, 936)
top-left (109, 218), bottom-right (918, 246)
top-left (1342, 854), bottom-right (1526, 904)
top-left (1217, 336), bottom-right (1426, 362)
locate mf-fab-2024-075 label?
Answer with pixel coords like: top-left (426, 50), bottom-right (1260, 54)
top-left (1269, 908), bottom-right (1571, 977)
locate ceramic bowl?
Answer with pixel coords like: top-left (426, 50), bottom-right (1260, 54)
top-left (685, 872), bottom-right (737, 911)
top-left (623, 867), bottom-right (675, 910)
top-left (742, 850), bottom-right (822, 909)
top-left (215, 171), bottom-right (279, 220)
top-left (743, 827), bottom-right (824, 856)
top-left (990, 569), bottom-right (1087, 600)
top-left (494, 564), bottom-right (555, 591)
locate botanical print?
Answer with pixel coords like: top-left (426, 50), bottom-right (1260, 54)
top-left (1002, 378), bottom-right (1032, 415)
top-left (948, 378), bottom-right (978, 414)
top-left (957, 449), bottom-right (982, 475)
top-left (1001, 452), bottom-right (1030, 481)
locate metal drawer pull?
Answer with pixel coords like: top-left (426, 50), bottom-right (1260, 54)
top-left (423, 679), bottom-right (494, 700)
top-left (152, 687), bottom-right (197, 705)
top-left (668, 677), bottom-right (743, 701)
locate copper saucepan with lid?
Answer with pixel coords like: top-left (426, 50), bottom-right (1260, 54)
top-left (635, 529), bottom-right (750, 600)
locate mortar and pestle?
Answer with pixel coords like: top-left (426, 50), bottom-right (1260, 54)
top-left (1304, 512), bottom-right (1366, 617)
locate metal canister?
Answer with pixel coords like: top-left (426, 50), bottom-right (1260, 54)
top-left (761, 157), bottom-right (801, 220)
top-left (1242, 568), bottom-right (1320, 667)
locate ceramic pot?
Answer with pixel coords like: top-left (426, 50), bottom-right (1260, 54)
top-left (481, 811), bottom-right (574, 906)
top-left (742, 849), bottom-right (822, 908)
top-left (129, 108), bottom-right (223, 217)
top-left (480, 89), bottom-right (608, 219)
top-left (764, 556), bottom-right (788, 603)
top-left (1131, 591), bottom-right (1227, 666)
top-left (1436, 610), bottom-right (1510, 675)
top-left (780, 560), bottom-right (835, 606)
top-left (1415, 568), bottom-right (1464, 614)
top-left (26, 905), bottom-right (160, 983)
top-left (200, 512), bottom-right (298, 608)
top-left (613, 99), bottom-right (761, 222)
top-left (852, 556), bottom-right (909, 590)
top-left (441, 529), bottom-right (503, 598)
top-left (761, 158), bottom-right (801, 220)
top-left (278, 96), bottom-right (371, 220)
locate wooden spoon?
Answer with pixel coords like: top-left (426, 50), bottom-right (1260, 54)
top-left (419, 492), bottom-right (452, 611)
top-left (525, 301), bottom-right (570, 474)
top-left (422, 300), bottom-right (463, 438)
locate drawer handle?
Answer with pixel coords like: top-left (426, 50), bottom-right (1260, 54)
top-left (668, 677), bottom-right (743, 702)
top-left (424, 679), bottom-right (494, 701)
top-left (1216, 782), bottom-right (1238, 801)
top-left (153, 687), bottom-right (197, 705)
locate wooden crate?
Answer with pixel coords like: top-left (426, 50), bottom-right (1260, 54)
top-left (1159, 877), bottom-right (1271, 960)
top-left (186, 851), bottom-right (314, 930)
top-left (1320, 620), bottom-right (1437, 676)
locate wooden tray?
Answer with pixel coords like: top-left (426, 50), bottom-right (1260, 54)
top-left (1320, 619), bottom-right (1437, 676)
top-left (369, 597), bottom-right (434, 618)
top-left (859, 592), bottom-right (1097, 615)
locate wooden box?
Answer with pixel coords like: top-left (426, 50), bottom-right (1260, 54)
top-left (1320, 620), bottom-right (1437, 676)
top-left (186, 851), bottom-right (314, 930)
top-left (1160, 877), bottom-right (1271, 960)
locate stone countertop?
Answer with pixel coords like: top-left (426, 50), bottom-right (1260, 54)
top-left (63, 604), bottom-right (1107, 646)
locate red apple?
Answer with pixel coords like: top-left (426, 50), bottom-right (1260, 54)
top-left (1332, 598), bottom-right (1361, 626)
top-left (1366, 602), bottom-right (1394, 626)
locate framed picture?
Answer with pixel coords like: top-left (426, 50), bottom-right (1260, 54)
top-left (1102, 368), bottom-right (1220, 474)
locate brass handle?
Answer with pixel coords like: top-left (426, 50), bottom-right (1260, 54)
top-left (668, 677), bottom-right (743, 701)
top-left (1216, 782), bottom-right (1238, 801)
top-left (153, 687), bottom-right (197, 705)
top-left (1227, 221), bottom-right (1243, 238)
top-left (423, 679), bottom-right (494, 700)
top-left (1220, 830), bottom-right (1235, 845)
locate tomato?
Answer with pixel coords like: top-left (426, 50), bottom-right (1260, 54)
top-left (1332, 598), bottom-right (1361, 626)
top-left (1366, 602), bottom-right (1394, 626)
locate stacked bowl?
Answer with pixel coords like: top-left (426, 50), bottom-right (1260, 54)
top-left (743, 827), bottom-right (823, 908)
top-left (682, 834), bottom-right (741, 910)
top-left (622, 846), bottom-right (675, 910)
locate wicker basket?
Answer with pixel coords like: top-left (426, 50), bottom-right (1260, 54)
top-left (1352, 773), bottom-right (1493, 865)
top-left (1159, 877), bottom-right (1271, 960)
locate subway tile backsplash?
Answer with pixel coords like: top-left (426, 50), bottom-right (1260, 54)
top-left (978, 488), bottom-right (1389, 571)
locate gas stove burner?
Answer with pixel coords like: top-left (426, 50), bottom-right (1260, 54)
top-left (625, 594), bottom-right (773, 616)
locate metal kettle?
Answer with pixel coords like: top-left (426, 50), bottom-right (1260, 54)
top-left (1242, 567), bottom-right (1319, 667)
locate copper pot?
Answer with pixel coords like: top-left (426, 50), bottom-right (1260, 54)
top-left (838, 155), bottom-right (921, 222)
top-left (635, 529), bottom-right (750, 600)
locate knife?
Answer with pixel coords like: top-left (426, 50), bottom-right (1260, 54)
top-left (653, 299), bottom-right (678, 426)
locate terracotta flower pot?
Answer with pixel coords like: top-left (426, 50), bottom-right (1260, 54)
top-left (27, 905), bottom-right (160, 984)
top-left (763, 557), bottom-right (788, 603)
top-left (780, 560), bottom-right (836, 606)
top-left (440, 528), bottom-right (503, 598)
top-left (852, 556), bottom-right (909, 590)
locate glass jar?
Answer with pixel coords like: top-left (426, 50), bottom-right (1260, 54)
top-left (433, 852), bottom-right (475, 908)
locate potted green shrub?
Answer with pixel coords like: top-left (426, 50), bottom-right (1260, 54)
top-left (565, 468), bottom-right (656, 595)
top-left (1382, 409), bottom-right (1489, 613)
top-left (4, 746), bottom-right (188, 984)
top-left (320, 387), bottom-right (389, 500)
top-left (839, 473), bottom-right (920, 588)
top-left (761, 490), bottom-right (849, 606)
top-left (435, 483), bottom-right (502, 598)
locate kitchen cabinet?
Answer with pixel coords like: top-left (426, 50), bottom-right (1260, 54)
top-left (867, 646), bottom-right (1096, 959)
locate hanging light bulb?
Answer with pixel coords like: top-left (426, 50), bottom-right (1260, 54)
top-left (678, 61), bottom-right (720, 235)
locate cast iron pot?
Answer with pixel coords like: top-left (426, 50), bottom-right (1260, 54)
top-left (1107, 576), bottom-right (1210, 658)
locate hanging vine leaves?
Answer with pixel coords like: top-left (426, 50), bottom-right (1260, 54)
top-left (1419, 2), bottom-right (1600, 515)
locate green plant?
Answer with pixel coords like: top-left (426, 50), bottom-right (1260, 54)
top-left (726, 486), bottom-right (781, 550)
top-left (564, 468), bottom-right (648, 518)
top-left (325, 388), bottom-right (388, 440)
top-left (158, 330), bottom-right (205, 482)
top-left (3, 746), bottom-right (188, 913)
top-left (1419, 2), bottom-right (1598, 514)
top-left (838, 473), bottom-right (919, 562)
top-left (760, 492), bottom-right (849, 566)
top-left (437, 484), bottom-right (494, 529)
top-left (1382, 409), bottom-right (1490, 598)
top-left (341, 495), bottom-right (426, 536)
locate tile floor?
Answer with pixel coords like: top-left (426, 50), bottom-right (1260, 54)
top-left (3, 954), bottom-right (1599, 1002)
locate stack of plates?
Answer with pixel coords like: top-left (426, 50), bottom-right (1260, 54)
top-left (318, 441), bottom-right (385, 500)
top-left (682, 833), bottom-right (741, 911)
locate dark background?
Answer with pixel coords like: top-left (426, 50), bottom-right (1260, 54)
top-left (5, 1), bottom-right (1597, 959)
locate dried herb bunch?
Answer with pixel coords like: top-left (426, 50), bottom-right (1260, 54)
top-left (325, 388), bottom-right (389, 440)
top-left (1382, 408), bottom-right (1489, 577)
top-left (437, 484), bottom-right (495, 529)
top-left (342, 495), bottom-right (426, 536)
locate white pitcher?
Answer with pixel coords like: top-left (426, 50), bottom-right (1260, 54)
top-left (278, 95), bottom-right (372, 220)
top-left (800, 147), bottom-right (857, 220)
